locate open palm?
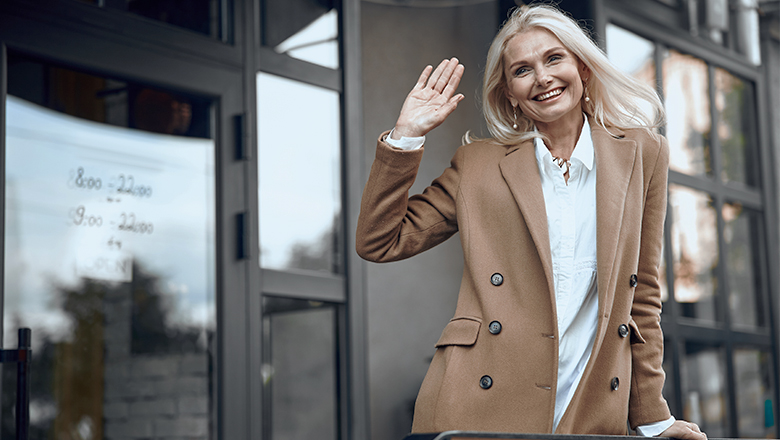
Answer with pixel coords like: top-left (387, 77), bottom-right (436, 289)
top-left (392, 57), bottom-right (465, 139)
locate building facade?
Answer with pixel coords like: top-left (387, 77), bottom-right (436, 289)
top-left (0, 0), bottom-right (778, 439)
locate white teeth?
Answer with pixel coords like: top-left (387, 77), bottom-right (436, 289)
top-left (536, 88), bottom-right (563, 101)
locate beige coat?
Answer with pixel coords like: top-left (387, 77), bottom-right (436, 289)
top-left (356, 122), bottom-right (673, 435)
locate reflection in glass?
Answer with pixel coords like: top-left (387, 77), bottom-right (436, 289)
top-left (262, 0), bottom-right (339, 69)
top-left (681, 343), bottom-right (728, 437)
top-left (257, 73), bottom-right (342, 273)
top-left (722, 203), bottom-right (762, 328)
top-left (3, 95), bottom-right (215, 439)
top-left (262, 297), bottom-right (338, 440)
top-left (663, 50), bottom-right (712, 176)
top-left (605, 24), bottom-right (659, 130)
top-left (606, 24), bottom-right (657, 90)
top-left (715, 68), bottom-right (754, 186)
top-left (669, 185), bottom-right (718, 321)
top-left (734, 349), bottom-right (776, 438)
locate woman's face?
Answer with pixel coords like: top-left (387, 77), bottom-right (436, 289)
top-left (503, 28), bottom-right (589, 131)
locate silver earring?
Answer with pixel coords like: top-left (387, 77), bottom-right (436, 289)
top-left (512, 107), bottom-right (518, 130)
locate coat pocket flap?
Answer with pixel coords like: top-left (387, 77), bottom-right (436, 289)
top-left (628, 318), bottom-right (646, 344)
top-left (435, 317), bottom-right (482, 348)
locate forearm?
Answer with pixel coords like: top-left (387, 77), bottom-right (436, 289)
top-left (355, 132), bottom-right (460, 262)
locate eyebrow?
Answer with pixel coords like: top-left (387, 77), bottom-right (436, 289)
top-left (506, 46), bottom-right (568, 72)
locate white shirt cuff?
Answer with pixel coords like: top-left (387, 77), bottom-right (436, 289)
top-left (636, 416), bottom-right (676, 437)
top-left (384, 129), bottom-right (425, 151)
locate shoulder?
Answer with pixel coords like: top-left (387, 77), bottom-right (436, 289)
top-left (618, 127), bottom-right (667, 150)
top-left (453, 137), bottom-right (521, 164)
top-left (603, 125), bottom-right (668, 165)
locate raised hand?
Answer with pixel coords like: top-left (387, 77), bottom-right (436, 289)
top-left (391, 57), bottom-right (465, 140)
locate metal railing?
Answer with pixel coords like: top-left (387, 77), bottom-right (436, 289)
top-left (0, 328), bottom-right (31, 440)
top-left (402, 432), bottom-right (772, 440)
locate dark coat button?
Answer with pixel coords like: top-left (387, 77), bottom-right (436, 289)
top-left (618, 324), bottom-right (629, 338)
top-left (480, 375), bottom-right (493, 389)
top-left (611, 377), bottom-right (619, 391)
top-left (490, 273), bottom-right (504, 286)
top-left (488, 321), bottom-right (502, 335)
top-left (629, 274), bottom-right (638, 287)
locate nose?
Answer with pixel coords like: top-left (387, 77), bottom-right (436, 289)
top-left (536, 67), bottom-right (553, 86)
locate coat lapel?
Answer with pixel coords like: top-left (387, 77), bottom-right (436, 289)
top-left (592, 125), bottom-right (637, 354)
top-left (499, 142), bottom-right (556, 314)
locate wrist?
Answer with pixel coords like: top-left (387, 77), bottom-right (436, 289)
top-left (391, 125), bottom-right (423, 139)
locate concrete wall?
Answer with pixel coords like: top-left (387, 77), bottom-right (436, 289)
top-left (361, 3), bottom-right (498, 440)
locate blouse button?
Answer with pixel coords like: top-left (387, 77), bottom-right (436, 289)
top-left (490, 273), bottom-right (504, 286)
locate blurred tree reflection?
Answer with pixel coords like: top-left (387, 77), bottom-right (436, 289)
top-left (286, 215), bottom-right (340, 273)
top-left (2, 262), bottom-right (207, 438)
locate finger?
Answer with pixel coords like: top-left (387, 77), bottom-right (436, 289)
top-left (441, 63), bottom-right (465, 100)
top-left (434, 94), bottom-right (465, 122)
top-left (414, 65), bottom-right (433, 90)
top-left (426, 59), bottom-right (450, 89)
top-left (434, 57), bottom-right (460, 93)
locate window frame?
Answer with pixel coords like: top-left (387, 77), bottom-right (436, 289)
top-left (602, 2), bottom-right (780, 435)
top-left (251, 0), bottom-right (368, 439)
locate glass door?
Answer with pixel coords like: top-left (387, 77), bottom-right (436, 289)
top-left (2, 54), bottom-right (217, 439)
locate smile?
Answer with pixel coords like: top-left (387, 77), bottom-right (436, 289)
top-left (533, 88), bottom-right (564, 101)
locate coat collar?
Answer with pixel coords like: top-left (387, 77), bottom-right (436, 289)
top-left (498, 120), bottom-right (636, 339)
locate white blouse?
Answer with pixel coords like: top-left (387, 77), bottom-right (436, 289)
top-left (534, 119), bottom-right (599, 431)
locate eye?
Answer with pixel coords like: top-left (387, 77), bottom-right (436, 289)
top-left (548, 54), bottom-right (562, 63)
top-left (514, 66), bottom-right (529, 77)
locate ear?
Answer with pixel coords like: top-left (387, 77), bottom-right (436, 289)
top-left (504, 89), bottom-right (518, 108)
top-left (579, 62), bottom-right (591, 83)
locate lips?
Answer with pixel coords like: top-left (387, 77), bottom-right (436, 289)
top-left (533, 87), bottom-right (564, 101)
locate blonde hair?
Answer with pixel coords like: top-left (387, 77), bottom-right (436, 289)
top-left (473, 4), bottom-right (664, 145)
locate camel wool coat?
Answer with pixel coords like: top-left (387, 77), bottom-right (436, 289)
top-left (356, 121), bottom-right (673, 435)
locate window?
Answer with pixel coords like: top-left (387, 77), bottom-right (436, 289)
top-left (2, 55), bottom-right (216, 439)
top-left (607, 23), bottom-right (777, 437)
top-left (256, 1), bottom-right (348, 438)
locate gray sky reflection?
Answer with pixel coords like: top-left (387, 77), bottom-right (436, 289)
top-left (4, 95), bottom-right (215, 347)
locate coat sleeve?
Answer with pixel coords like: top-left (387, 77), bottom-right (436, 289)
top-left (628, 134), bottom-right (673, 429)
top-left (355, 131), bottom-right (462, 262)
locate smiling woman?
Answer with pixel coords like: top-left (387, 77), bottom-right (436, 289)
top-left (356, 4), bottom-right (706, 439)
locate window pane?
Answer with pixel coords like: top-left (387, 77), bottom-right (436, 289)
top-left (722, 203), bottom-right (763, 328)
top-left (605, 24), bottom-right (658, 128)
top-left (262, 0), bottom-right (339, 69)
top-left (715, 68), bottom-right (755, 186)
top-left (663, 50), bottom-right (712, 176)
top-left (669, 185), bottom-right (719, 321)
top-left (606, 24), bottom-right (657, 89)
top-left (262, 297), bottom-right (338, 440)
top-left (257, 73), bottom-right (342, 273)
top-left (127, 0), bottom-right (221, 38)
top-left (681, 343), bottom-right (728, 436)
top-left (734, 349), bottom-right (776, 438)
top-left (3, 59), bottom-right (215, 439)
